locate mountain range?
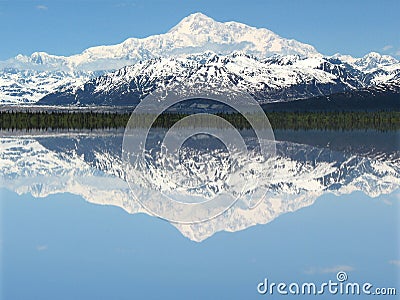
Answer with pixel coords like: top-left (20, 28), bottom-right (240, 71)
top-left (38, 51), bottom-right (400, 107)
top-left (0, 13), bottom-right (399, 106)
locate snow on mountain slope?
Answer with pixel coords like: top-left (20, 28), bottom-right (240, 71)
top-left (332, 52), bottom-right (400, 85)
top-left (39, 52), bottom-right (370, 105)
top-left (354, 52), bottom-right (399, 71)
top-left (0, 70), bottom-right (91, 104)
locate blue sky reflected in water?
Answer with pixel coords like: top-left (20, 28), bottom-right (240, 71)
top-left (1, 188), bottom-right (398, 300)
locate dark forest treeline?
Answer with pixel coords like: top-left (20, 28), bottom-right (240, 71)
top-left (0, 111), bottom-right (399, 131)
top-left (0, 111), bottom-right (130, 130)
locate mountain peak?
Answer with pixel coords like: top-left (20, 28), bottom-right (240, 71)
top-left (184, 12), bottom-right (214, 22)
top-left (362, 52), bottom-right (397, 61)
top-left (30, 51), bottom-right (51, 64)
top-left (168, 12), bottom-right (218, 34)
top-left (355, 51), bottom-right (398, 71)
top-left (166, 13), bottom-right (318, 57)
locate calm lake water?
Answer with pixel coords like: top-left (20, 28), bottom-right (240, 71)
top-left (0, 129), bottom-right (399, 299)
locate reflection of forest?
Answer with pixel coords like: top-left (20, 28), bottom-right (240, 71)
top-left (0, 111), bottom-right (399, 131)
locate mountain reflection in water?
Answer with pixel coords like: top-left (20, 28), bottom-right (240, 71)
top-left (0, 129), bottom-right (398, 242)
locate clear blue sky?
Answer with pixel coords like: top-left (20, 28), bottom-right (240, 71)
top-left (0, 0), bottom-right (399, 60)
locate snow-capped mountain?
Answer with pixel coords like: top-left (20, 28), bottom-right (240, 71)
top-left (3, 13), bottom-right (318, 73)
top-left (1, 13), bottom-right (399, 105)
top-left (38, 52), bottom-right (400, 106)
top-left (0, 69), bottom-right (96, 104)
top-left (332, 52), bottom-right (400, 86)
top-left (1, 132), bottom-right (398, 241)
top-left (0, 12), bottom-right (318, 105)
